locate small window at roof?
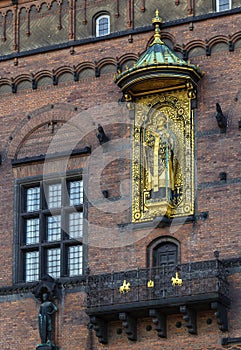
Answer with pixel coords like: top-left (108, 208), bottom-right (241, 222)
top-left (216, 0), bottom-right (231, 12)
top-left (96, 15), bottom-right (110, 37)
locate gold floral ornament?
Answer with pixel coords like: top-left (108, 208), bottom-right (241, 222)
top-left (119, 280), bottom-right (131, 294)
top-left (147, 280), bottom-right (154, 288)
top-left (171, 272), bottom-right (182, 286)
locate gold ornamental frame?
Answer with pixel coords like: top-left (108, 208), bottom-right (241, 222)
top-left (132, 88), bottom-right (195, 222)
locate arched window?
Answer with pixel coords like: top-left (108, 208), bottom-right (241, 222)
top-left (96, 15), bottom-right (110, 37)
top-left (147, 236), bottom-right (180, 268)
top-left (216, 0), bottom-right (231, 11)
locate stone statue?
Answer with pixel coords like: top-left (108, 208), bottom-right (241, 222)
top-left (38, 292), bottom-right (57, 346)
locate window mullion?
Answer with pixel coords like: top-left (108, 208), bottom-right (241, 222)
top-left (39, 244), bottom-right (43, 280)
top-left (39, 210), bottom-right (44, 279)
top-left (39, 181), bottom-right (44, 279)
top-left (40, 180), bottom-right (44, 210)
top-left (60, 177), bottom-right (65, 277)
top-left (61, 207), bottom-right (66, 277)
top-left (62, 175), bottom-right (70, 277)
top-left (62, 176), bottom-right (67, 207)
top-left (61, 241), bottom-right (66, 277)
top-left (18, 184), bottom-right (25, 282)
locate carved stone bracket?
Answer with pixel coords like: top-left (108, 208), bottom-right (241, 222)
top-left (119, 312), bottom-right (137, 341)
top-left (180, 305), bottom-right (197, 334)
top-left (206, 44), bottom-right (211, 56)
top-left (32, 274), bottom-right (60, 301)
top-left (149, 309), bottom-right (167, 338)
top-left (211, 302), bottom-right (229, 332)
top-left (215, 103), bottom-right (227, 133)
top-left (89, 316), bottom-right (108, 344)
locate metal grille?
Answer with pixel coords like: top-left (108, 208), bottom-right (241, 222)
top-left (47, 215), bottom-right (61, 242)
top-left (68, 245), bottom-right (83, 276)
top-left (87, 259), bottom-right (229, 308)
top-left (25, 251), bottom-right (39, 282)
top-left (26, 218), bottom-right (39, 244)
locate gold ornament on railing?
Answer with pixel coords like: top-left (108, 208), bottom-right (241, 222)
top-left (171, 272), bottom-right (182, 286)
top-left (119, 280), bottom-right (131, 294)
top-left (147, 280), bottom-right (154, 288)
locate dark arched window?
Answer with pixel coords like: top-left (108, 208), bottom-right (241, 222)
top-left (147, 236), bottom-right (180, 268)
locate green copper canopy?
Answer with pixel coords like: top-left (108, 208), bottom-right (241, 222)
top-left (136, 9), bottom-right (187, 67)
top-left (115, 10), bottom-right (203, 97)
top-left (136, 42), bottom-right (187, 67)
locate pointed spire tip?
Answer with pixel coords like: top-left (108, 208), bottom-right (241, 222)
top-left (151, 9), bottom-right (164, 46)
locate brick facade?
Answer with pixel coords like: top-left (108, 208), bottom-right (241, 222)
top-left (1, 1), bottom-right (241, 349)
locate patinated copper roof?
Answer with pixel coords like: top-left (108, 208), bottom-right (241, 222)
top-left (115, 10), bottom-right (202, 96)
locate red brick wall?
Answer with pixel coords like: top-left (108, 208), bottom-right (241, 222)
top-left (0, 10), bottom-right (241, 350)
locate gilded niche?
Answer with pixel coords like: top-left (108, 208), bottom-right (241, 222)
top-left (114, 11), bottom-right (202, 223)
top-left (132, 89), bottom-right (194, 222)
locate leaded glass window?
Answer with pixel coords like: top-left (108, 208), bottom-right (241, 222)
top-left (68, 245), bottom-right (83, 276)
top-left (16, 175), bottom-right (84, 283)
top-left (26, 187), bottom-right (40, 212)
top-left (96, 15), bottom-right (110, 37)
top-left (47, 215), bottom-right (61, 242)
top-left (48, 183), bottom-right (61, 208)
top-left (69, 212), bottom-right (83, 239)
top-left (47, 248), bottom-right (61, 278)
top-left (216, 0), bottom-right (231, 11)
top-left (26, 218), bottom-right (39, 245)
top-left (69, 180), bottom-right (83, 205)
top-left (25, 251), bottom-right (39, 282)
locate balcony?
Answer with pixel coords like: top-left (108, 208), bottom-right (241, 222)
top-left (86, 258), bottom-right (230, 344)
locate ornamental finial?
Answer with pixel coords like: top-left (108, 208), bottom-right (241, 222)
top-left (151, 9), bottom-right (164, 45)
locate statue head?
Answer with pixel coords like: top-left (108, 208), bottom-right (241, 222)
top-left (42, 292), bottom-right (49, 302)
top-left (157, 116), bottom-right (167, 130)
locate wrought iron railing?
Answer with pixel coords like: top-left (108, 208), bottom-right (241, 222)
top-left (86, 259), bottom-right (229, 309)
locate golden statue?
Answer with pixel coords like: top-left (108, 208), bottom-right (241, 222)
top-left (144, 112), bottom-right (177, 202)
top-left (132, 91), bottom-right (193, 222)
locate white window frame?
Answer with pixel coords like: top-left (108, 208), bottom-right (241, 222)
top-left (216, 0), bottom-right (231, 12)
top-left (96, 15), bottom-right (110, 37)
